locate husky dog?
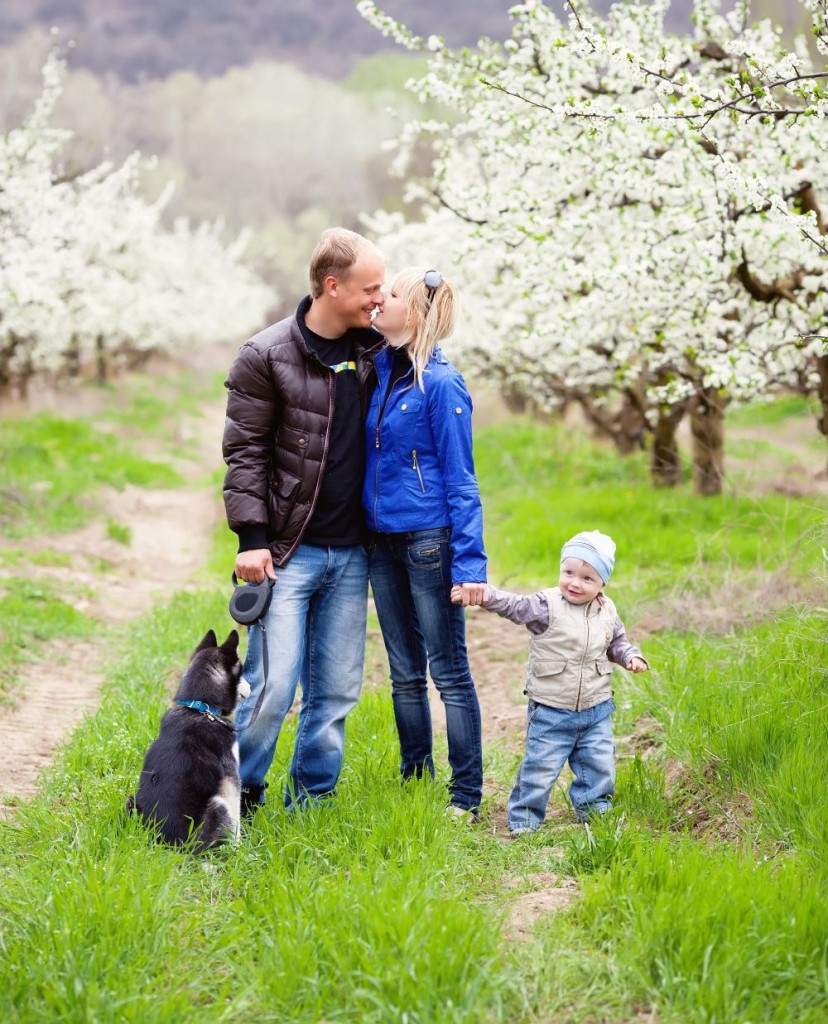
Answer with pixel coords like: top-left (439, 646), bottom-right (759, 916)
top-left (127, 629), bottom-right (251, 852)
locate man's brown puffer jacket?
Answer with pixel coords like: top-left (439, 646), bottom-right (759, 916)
top-left (222, 312), bottom-right (383, 567)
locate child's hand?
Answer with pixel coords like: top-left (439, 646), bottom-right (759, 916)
top-left (626, 657), bottom-right (648, 674)
top-left (450, 585), bottom-right (464, 604)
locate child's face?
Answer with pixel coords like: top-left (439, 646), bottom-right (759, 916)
top-left (559, 558), bottom-right (605, 604)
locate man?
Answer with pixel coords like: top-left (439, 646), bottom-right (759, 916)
top-left (223, 227), bottom-right (385, 812)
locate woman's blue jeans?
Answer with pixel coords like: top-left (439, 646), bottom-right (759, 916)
top-left (235, 543), bottom-right (368, 809)
top-left (368, 527), bottom-right (483, 812)
top-left (509, 698), bottom-right (616, 830)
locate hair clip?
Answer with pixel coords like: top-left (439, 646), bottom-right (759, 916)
top-left (423, 269), bottom-right (443, 304)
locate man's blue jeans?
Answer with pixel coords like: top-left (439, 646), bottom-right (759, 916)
top-left (368, 527), bottom-right (483, 813)
top-left (235, 543), bottom-right (368, 808)
top-left (509, 698), bottom-right (615, 830)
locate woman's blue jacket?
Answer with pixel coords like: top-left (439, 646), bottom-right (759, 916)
top-left (363, 346), bottom-right (487, 584)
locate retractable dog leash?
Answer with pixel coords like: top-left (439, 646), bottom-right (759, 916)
top-left (229, 572), bottom-right (275, 728)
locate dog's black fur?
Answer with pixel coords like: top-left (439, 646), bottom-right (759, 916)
top-left (127, 629), bottom-right (249, 852)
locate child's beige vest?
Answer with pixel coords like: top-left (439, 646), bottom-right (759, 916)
top-left (525, 588), bottom-right (618, 712)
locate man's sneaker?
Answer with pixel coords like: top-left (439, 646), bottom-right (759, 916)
top-left (241, 784), bottom-right (265, 819)
top-left (447, 804), bottom-right (481, 825)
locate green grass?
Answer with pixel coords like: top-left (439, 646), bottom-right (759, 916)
top-left (105, 519), bottom-right (132, 545)
top-left (0, 414), bottom-right (181, 537)
top-left (0, 577), bottom-right (96, 702)
top-left (474, 418), bottom-right (824, 597)
top-left (1, 402), bottom-right (826, 1022)
top-left (728, 393), bottom-right (816, 426)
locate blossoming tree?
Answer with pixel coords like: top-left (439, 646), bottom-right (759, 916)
top-left (358, 0), bottom-right (828, 493)
top-left (0, 54), bottom-right (274, 394)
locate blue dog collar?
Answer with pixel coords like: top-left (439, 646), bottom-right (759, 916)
top-left (176, 699), bottom-right (225, 720)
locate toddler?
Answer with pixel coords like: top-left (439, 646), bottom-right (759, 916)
top-left (451, 530), bottom-right (647, 834)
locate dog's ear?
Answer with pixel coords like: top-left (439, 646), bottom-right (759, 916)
top-left (221, 630), bottom-right (240, 658)
top-left (195, 630), bottom-right (218, 653)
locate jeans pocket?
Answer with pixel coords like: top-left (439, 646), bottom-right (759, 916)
top-left (409, 544), bottom-right (441, 569)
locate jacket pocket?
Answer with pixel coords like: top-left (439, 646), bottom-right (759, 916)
top-left (530, 659), bottom-right (567, 678)
top-left (595, 659), bottom-right (613, 675)
top-left (411, 450), bottom-right (426, 493)
top-left (277, 425), bottom-right (310, 455)
top-left (269, 473), bottom-right (301, 534)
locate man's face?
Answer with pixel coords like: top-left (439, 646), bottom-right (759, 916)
top-left (330, 250), bottom-right (385, 329)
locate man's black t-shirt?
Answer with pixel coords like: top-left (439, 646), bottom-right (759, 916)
top-left (297, 298), bottom-right (367, 547)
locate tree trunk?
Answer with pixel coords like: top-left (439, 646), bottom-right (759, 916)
top-left (817, 353), bottom-right (828, 472)
top-left (651, 405), bottom-right (685, 487)
top-left (616, 392), bottom-right (646, 454)
top-left (96, 334), bottom-right (107, 384)
top-left (65, 334), bottom-right (81, 378)
top-left (577, 392), bottom-right (646, 454)
top-left (690, 387), bottom-right (726, 496)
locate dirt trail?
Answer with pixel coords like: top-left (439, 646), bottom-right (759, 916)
top-left (0, 371), bottom-right (228, 818)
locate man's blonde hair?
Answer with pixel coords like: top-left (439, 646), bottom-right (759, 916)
top-left (391, 267), bottom-right (459, 390)
top-left (309, 228), bottom-right (376, 298)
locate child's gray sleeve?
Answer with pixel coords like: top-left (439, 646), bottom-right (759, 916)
top-left (483, 587), bottom-right (549, 634)
top-left (607, 615), bottom-right (648, 668)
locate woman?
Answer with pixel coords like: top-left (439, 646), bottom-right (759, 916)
top-left (365, 267), bottom-right (487, 819)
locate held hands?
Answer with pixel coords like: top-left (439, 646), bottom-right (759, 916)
top-left (235, 548), bottom-right (277, 584)
top-left (450, 583), bottom-right (488, 607)
top-left (626, 657), bottom-right (648, 674)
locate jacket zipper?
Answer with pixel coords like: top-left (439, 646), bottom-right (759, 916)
top-left (371, 358), bottom-right (412, 525)
top-left (374, 369), bottom-right (411, 449)
top-left (575, 612), bottom-right (590, 712)
top-left (412, 450), bottom-right (426, 493)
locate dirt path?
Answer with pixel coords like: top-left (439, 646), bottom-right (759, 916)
top-left (0, 378), bottom-right (228, 818)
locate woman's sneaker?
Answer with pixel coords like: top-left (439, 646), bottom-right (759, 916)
top-left (447, 804), bottom-right (481, 824)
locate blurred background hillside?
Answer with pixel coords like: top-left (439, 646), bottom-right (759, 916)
top-left (0, 1), bottom-right (812, 310)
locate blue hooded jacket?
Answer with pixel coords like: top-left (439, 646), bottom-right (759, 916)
top-left (363, 346), bottom-right (487, 584)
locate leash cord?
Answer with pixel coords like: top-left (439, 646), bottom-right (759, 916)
top-left (245, 620), bottom-right (268, 729)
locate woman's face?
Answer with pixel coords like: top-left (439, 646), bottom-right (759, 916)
top-left (373, 279), bottom-right (409, 346)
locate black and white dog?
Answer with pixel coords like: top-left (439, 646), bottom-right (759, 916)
top-left (127, 629), bottom-right (250, 852)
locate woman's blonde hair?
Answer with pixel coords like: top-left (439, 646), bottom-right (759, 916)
top-left (392, 267), bottom-right (459, 390)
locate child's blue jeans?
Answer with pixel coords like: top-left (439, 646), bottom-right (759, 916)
top-left (508, 697), bottom-right (615, 831)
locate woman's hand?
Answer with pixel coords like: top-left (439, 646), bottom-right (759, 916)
top-left (451, 583), bottom-right (487, 606)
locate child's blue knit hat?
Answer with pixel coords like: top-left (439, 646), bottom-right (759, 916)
top-left (560, 530), bottom-right (616, 584)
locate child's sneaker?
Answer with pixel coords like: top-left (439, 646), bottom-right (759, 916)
top-left (508, 825), bottom-right (534, 838)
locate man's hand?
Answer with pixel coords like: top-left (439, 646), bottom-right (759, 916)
top-left (450, 583), bottom-right (488, 607)
top-left (235, 548), bottom-right (277, 584)
top-left (626, 657), bottom-right (648, 674)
